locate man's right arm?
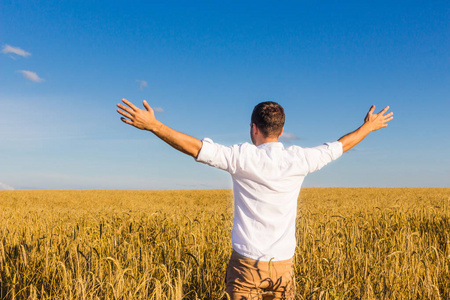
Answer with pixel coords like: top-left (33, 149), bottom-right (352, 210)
top-left (302, 105), bottom-right (393, 173)
top-left (338, 105), bottom-right (393, 153)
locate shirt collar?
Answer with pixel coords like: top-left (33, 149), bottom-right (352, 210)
top-left (257, 142), bottom-right (284, 149)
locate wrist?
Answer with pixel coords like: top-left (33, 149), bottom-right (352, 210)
top-left (149, 120), bottom-right (163, 133)
top-left (360, 122), bottom-right (374, 134)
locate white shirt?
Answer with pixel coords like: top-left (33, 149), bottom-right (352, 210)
top-left (196, 138), bottom-right (343, 261)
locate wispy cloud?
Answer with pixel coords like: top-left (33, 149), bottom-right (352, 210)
top-left (2, 45), bottom-right (31, 57)
top-left (153, 107), bottom-right (164, 113)
top-left (137, 80), bottom-right (148, 90)
top-left (17, 70), bottom-right (44, 82)
top-left (0, 182), bottom-right (14, 190)
top-left (280, 132), bottom-right (299, 140)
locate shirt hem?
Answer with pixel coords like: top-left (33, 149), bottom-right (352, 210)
top-left (232, 248), bottom-right (294, 262)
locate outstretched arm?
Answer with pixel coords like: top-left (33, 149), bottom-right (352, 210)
top-left (338, 105), bottom-right (393, 153)
top-left (117, 99), bottom-right (202, 158)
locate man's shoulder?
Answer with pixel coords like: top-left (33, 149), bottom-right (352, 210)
top-left (231, 142), bottom-right (257, 155)
top-left (285, 144), bottom-right (305, 153)
top-left (200, 138), bottom-right (256, 155)
top-left (237, 141), bottom-right (255, 148)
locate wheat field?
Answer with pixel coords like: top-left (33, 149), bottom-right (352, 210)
top-left (0, 188), bottom-right (449, 299)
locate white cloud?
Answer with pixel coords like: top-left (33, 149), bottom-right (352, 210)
top-left (280, 132), bottom-right (299, 140)
top-left (153, 107), bottom-right (164, 113)
top-left (0, 182), bottom-right (14, 190)
top-left (137, 80), bottom-right (148, 90)
top-left (17, 70), bottom-right (44, 82)
top-left (2, 45), bottom-right (31, 57)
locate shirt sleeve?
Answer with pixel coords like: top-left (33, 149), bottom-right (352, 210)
top-left (195, 138), bottom-right (240, 174)
top-left (303, 141), bottom-right (343, 174)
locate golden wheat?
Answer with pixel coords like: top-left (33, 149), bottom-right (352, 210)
top-left (0, 188), bottom-right (449, 299)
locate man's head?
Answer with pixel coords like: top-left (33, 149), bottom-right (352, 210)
top-left (250, 101), bottom-right (285, 144)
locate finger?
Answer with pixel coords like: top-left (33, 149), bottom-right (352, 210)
top-left (122, 98), bottom-right (139, 111)
top-left (117, 103), bottom-right (135, 116)
top-left (384, 112), bottom-right (393, 118)
top-left (143, 100), bottom-right (151, 111)
top-left (120, 117), bottom-right (133, 125)
top-left (117, 109), bottom-right (133, 120)
top-left (378, 106), bottom-right (390, 115)
top-left (368, 105), bottom-right (375, 115)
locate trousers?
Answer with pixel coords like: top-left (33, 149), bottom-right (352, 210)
top-left (225, 250), bottom-right (295, 300)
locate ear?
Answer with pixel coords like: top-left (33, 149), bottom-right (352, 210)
top-left (279, 127), bottom-right (284, 137)
top-left (252, 123), bottom-right (258, 135)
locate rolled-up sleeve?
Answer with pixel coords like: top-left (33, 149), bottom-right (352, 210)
top-left (195, 138), bottom-right (239, 173)
top-left (303, 141), bottom-right (343, 174)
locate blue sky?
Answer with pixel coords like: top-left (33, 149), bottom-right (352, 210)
top-left (1, 1), bottom-right (449, 190)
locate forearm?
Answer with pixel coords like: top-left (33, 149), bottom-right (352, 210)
top-left (338, 123), bottom-right (372, 153)
top-left (338, 105), bottom-right (393, 153)
top-left (150, 120), bottom-right (203, 158)
top-left (117, 99), bottom-right (203, 158)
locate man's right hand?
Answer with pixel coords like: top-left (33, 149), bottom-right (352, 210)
top-left (338, 105), bottom-right (394, 153)
top-left (117, 98), bottom-right (161, 132)
top-left (363, 105), bottom-right (394, 132)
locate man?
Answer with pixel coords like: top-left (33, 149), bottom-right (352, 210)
top-left (117, 99), bottom-right (393, 299)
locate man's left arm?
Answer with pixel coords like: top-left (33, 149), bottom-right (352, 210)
top-left (117, 98), bottom-right (203, 158)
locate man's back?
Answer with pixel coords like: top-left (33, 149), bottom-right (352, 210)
top-left (197, 138), bottom-right (343, 260)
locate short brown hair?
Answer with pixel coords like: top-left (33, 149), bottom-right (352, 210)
top-left (251, 101), bottom-right (285, 138)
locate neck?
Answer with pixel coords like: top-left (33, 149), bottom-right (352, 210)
top-left (254, 136), bottom-right (279, 146)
